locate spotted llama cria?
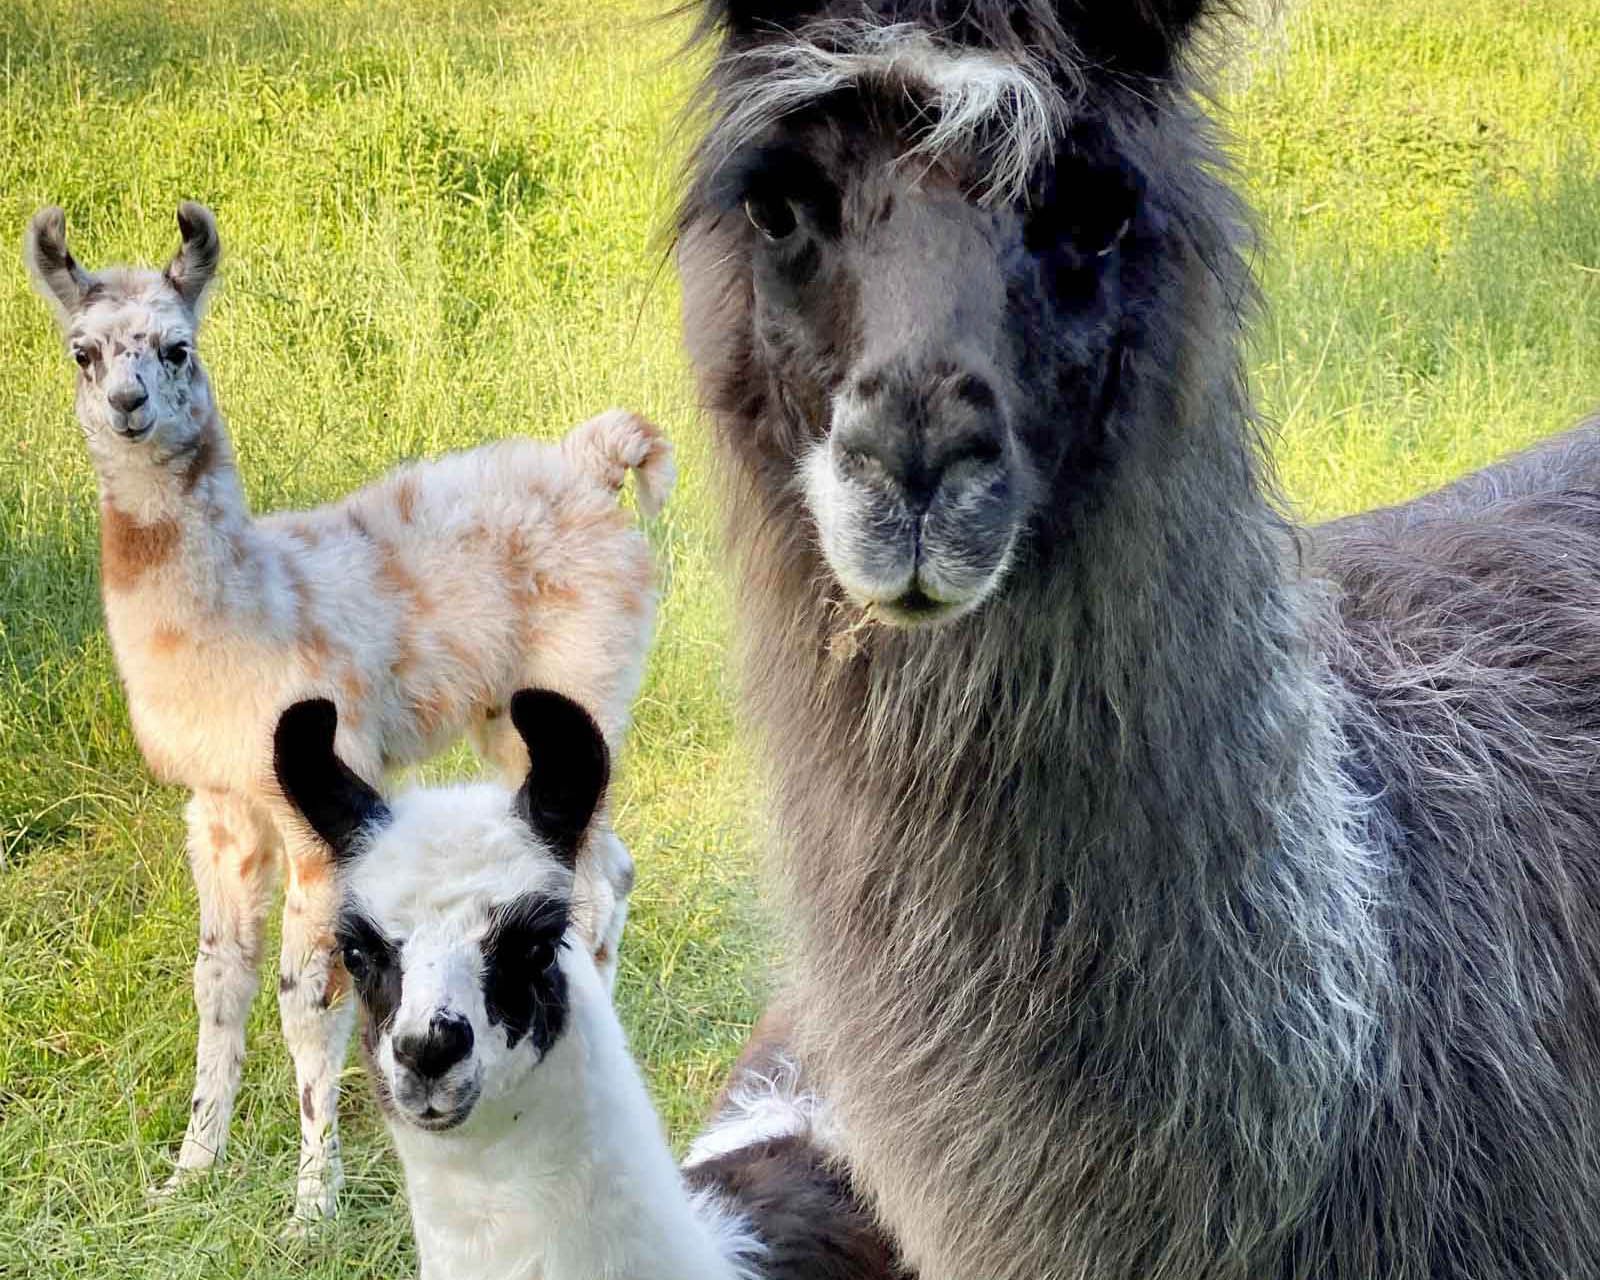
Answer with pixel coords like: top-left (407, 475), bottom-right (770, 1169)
top-left (24, 202), bottom-right (674, 1223)
top-left (272, 689), bottom-right (908, 1280)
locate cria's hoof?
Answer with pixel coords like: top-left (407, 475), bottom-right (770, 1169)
top-left (279, 1211), bottom-right (333, 1243)
top-left (146, 1164), bottom-right (208, 1205)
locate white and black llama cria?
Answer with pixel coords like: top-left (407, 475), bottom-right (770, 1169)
top-left (678, 2), bottom-right (1600, 1278)
top-left (272, 689), bottom-right (907, 1280)
top-left (25, 203), bottom-right (673, 1222)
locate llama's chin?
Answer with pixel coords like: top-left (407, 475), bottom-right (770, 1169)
top-left (394, 1092), bottom-right (479, 1134)
top-left (862, 583), bottom-right (981, 628)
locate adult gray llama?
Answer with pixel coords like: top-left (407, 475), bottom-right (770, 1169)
top-left (676, 2), bottom-right (1600, 1277)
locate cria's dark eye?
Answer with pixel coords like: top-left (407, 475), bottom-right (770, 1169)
top-left (73, 348), bottom-right (92, 369)
top-left (342, 944), bottom-right (370, 978)
top-left (161, 342), bottom-right (189, 367)
top-left (745, 195), bottom-right (798, 241)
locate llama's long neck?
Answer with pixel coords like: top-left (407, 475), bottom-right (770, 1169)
top-left (86, 365), bottom-right (262, 624)
top-left (731, 257), bottom-right (1391, 1276)
top-left (392, 956), bottom-right (755, 1280)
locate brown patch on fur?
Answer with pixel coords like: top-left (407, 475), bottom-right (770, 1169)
top-left (395, 476), bottom-right (418, 524)
top-left (300, 1083), bottom-right (315, 1123)
top-left (150, 624), bottom-right (187, 654)
top-left (293, 857), bottom-right (331, 891)
top-left (302, 624), bottom-right (337, 678)
top-left (340, 670), bottom-right (370, 707)
top-left (347, 510), bottom-right (374, 543)
top-left (685, 1136), bottom-right (910, 1280)
top-left (321, 962), bottom-right (349, 1009)
top-left (289, 521), bottom-right (321, 548)
top-left (377, 543), bottom-right (433, 615)
top-left (179, 423), bottom-right (221, 494)
top-left (209, 822), bottom-right (234, 850)
top-left (238, 845), bottom-right (266, 882)
top-left (100, 502), bottom-right (180, 591)
top-left (688, 1005), bottom-right (910, 1279)
top-left (415, 689), bottom-right (453, 737)
top-left (391, 627), bottom-right (419, 681)
top-left (532, 571), bottom-right (581, 604)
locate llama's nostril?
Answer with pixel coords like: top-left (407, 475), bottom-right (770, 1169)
top-left (394, 1015), bottom-right (474, 1080)
top-left (109, 385), bottom-right (148, 415)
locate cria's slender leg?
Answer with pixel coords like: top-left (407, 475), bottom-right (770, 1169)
top-left (276, 827), bottom-right (354, 1224)
top-left (161, 790), bottom-right (279, 1192)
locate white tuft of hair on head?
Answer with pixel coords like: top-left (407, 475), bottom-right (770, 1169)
top-left (722, 21), bottom-right (1072, 206)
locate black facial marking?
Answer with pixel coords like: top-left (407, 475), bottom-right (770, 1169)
top-left (481, 893), bottom-right (570, 1052)
top-left (337, 912), bottom-right (402, 1034)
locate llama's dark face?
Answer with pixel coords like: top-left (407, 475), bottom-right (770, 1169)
top-left (271, 690), bottom-right (610, 1135)
top-left (26, 204), bottom-right (221, 466)
top-left (683, 24), bottom-right (1145, 625)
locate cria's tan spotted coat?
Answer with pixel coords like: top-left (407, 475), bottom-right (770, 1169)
top-left (25, 203), bottom-right (673, 1225)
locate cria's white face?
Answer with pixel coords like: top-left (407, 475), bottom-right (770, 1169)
top-left (272, 689), bottom-right (611, 1136)
top-left (25, 203), bottom-right (220, 466)
top-left (340, 789), bottom-right (578, 1133)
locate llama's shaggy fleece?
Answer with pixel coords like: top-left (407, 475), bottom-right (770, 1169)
top-left (677, 2), bottom-right (1600, 1277)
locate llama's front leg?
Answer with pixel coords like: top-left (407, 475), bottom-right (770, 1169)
top-left (160, 790), bottom-right (279, 1192)
top-left (583, 822), bottom-right (634, 993)
top-left (277, 829), bottom-right (354, 1224)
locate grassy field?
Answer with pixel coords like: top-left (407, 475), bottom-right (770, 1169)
top-left (1, 0), bottom-right (1596, 1272)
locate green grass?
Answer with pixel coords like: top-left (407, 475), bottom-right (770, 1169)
top-left (1, 0), bottom-right (1596, 1271)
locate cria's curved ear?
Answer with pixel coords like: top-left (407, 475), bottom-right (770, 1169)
top-left (509, 689), bottom-right (610, 868)
top-left (164, 202), bottom-right (221, 313)
top-left (273, 698), bottom-right (390, 862)
top-left (25, 206), bottom-right (92, 324)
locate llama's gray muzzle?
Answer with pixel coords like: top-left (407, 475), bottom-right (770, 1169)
top-left (807, 360), bottom-right (1021, 624)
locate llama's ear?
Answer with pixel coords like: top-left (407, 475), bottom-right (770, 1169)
top-left (25, 206), bottom-right (92, 324)
top-left (701, 0), bottom-right (829, 41)
top-left (508, 689), bottom-right (609, 868)
top-left (1063, 0), bottom-right (1217, 79)
top-left (273, 699), bottom-right (390, 861)
top-left (164, 202), bottom-right (221, 314)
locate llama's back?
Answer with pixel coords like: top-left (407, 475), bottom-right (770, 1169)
top-left (256, 411), bottom-right (669, 758)
top-left (1305, 424), bottom-right (1600, 1276)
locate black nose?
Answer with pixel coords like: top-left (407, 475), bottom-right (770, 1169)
top-left (109, 386), bottom-right (148, 415)
top-left (834, 368), bottom-right (1004, 510)
top-left (393, 1015), bottom-right (474, 1080)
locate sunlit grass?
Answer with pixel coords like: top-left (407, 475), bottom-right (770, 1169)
top-left (2, 0), bottom-right (1597, 1271)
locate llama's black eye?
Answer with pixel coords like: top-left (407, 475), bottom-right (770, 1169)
top-left (745, 195), bottom-right (798, 241)
top-left (72, 347), bottom-right (92, 369)
top-left (342, 944), bottom-right (370, 978)
top-left (161, 342), bottom-right (189, 367)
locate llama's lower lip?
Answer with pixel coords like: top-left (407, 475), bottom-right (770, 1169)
top-left (873, 585), bottom-right (964, 626)
top-left (405, 1104), bottom-right (472, 1132)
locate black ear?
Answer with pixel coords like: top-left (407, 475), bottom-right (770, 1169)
top-left (1062, 0), bottom-right (1214, 79)
top-left (24, 206), bottom-right (92, 322)
top-left (273, 699), bottom-right (389, 860)
top-left (699, 0), bottom-right (827, 43)
top-left (509, 689), bottom-right (610, 867)
top-left (164, 202), bottom-right (221, 312)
